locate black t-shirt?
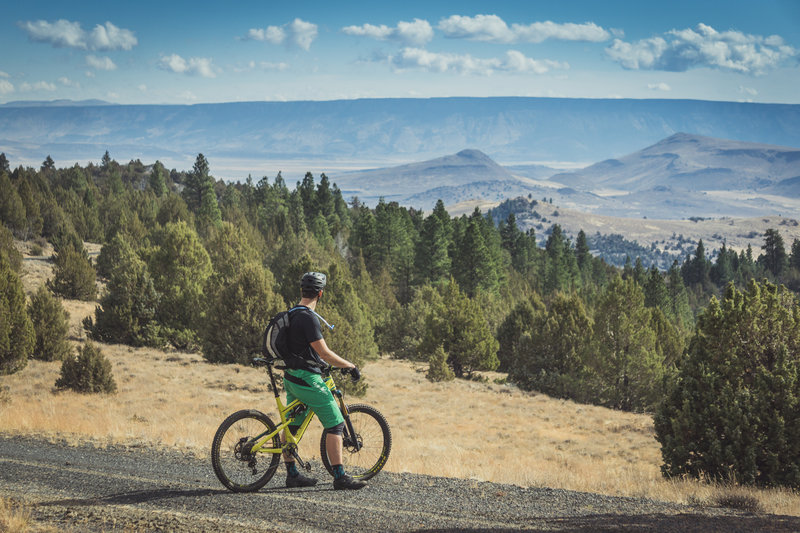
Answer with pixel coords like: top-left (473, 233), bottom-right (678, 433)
top-left (286, 307), bottom-right (325, 373)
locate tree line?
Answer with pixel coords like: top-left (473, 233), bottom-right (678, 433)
top-left (1, 151), bottom-right (798, 488)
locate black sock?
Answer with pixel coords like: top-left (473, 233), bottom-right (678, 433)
top-left (286, 462), bottom-right (299, 477)
top-left (333, 464), bottom-right (345, 479)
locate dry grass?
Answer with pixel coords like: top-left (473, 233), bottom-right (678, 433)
top-left (3, 242), bottom-right (798, 518)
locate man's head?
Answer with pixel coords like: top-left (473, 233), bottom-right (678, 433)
top-left (300, 271), bottom-right (327, 300)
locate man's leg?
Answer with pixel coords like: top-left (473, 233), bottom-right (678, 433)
top-left (328, 426), bottom-right (366, 490)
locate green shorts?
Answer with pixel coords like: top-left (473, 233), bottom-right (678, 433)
top-left (284, 369), bottom-right (344, 429)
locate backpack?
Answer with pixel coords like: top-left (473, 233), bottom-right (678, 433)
top-left (262, 306), bottom-right (336, 366)
top-left (262, 306), bottom-right (305, 364)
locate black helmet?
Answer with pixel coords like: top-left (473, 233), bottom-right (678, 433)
top-left (300, 271), bottom-right (327, 291)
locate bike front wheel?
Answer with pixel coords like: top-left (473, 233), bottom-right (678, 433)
top-left (211, 409), bottom-right (282, 492)
top-left (320, 404), bottom-right (391, 481)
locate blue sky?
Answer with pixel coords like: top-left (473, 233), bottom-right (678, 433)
top-left (2, 0), bottom-right (799, 105)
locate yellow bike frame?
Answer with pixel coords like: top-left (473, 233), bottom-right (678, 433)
top-left (248, 370), bottom-right (346, 456)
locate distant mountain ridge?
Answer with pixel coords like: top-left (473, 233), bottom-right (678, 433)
top-left (553, 133), bottom-right (800, 193)
top-left (1, 97), bottom-right (800, 178)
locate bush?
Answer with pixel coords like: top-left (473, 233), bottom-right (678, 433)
top-left (27, 285), bottom-right (71, 361)
top-left (427, 345), bottom-right (454, 382)
top-left (47, 244), bottom-right (97, 301)
top-left (55, 341), bottom-right (117, 393)
top-left (655, 280), bottom-right (800, 488)
top-left (0, 256), bottom-right (34, 374)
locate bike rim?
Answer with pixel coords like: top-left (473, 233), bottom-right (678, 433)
top-left (342, 411), bottom-right (388, 479)
top-left (217, 416), bottom-right (277, 488)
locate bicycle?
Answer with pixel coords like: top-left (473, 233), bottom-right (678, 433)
top-left (211, 357), bottom-right (392, 492)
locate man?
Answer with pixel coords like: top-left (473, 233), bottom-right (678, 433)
top-left (282, 271), bottom-right (366, 490)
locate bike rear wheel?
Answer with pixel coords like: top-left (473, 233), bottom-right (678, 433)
top-left (211, 409), bottom-right (281, 492)
top-left (320, 404), bottom-right (391, 481)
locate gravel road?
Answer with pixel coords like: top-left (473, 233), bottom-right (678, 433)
top-left (1, 434), bottom-right (798, 532)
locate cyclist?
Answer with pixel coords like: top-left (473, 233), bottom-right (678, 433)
top-left (282, 271), bottom-right (366, 490)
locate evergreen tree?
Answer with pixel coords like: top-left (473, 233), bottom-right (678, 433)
top-left (148, 221), bottom-right (212, 348)
top-left (414, 200), bottom-right (452, 285)
top-left (790, 239), bottom-right (800, 271)
top-left (16, 178), bottom-right (43, 240)
top-left (149, 161), bottom-right (168, 197)
top-left (495, 296), bottom-right (545, 372)
top-left (0, 224), bottom-right (23, 273)
top-left (201, 263), bottom-right (284, 364)
top-left (426, 344), bottom-right (455, 382)
top-left (56, 341), bottom-right (117, 394)
top-left (656, 280), bottom-right (800, 488)
top-left (643, 265), bottom-right (669, 312)
top-left (453, 216), bottom-right (498, 297)
top-left (759, 228), bottom-right (788, 278)
top-left (28, 285), bottom-right (71, 361)
top-left (183, 153), bottom-right (211, 212)
top-left (509, 292), bottom-right (592, 400)
top-left (0, 256), bottom-right (35, 374)
top-left (47, 243), bottom-right (97, 301)
top-left (197, 179), bottom-right (223, 232)
top-left (41, 155), bottom-right (55, 171)
top-left (86, 234), bottom-right (162, 347)
top-left (666, 260), bottom-right (693, 330)
top-left (418, 279), bottom-right (499, 378)
top-left (544, 224), bottom-right (579, 293)
top-left (0, 172), bottom-right (26, 236)
top-left (710, 242), bottom-right (735, 286)
top-left (0, 153), bottom-right (9, 173)
top-left (587, 275), bottom-right (664, 411)
top-left (575, 229), bottom-right (591, 271)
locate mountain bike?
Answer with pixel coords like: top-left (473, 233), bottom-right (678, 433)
top-left (211, 357), bottom-right (391, 492)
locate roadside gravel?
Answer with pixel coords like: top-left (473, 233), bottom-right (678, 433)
top-left (1, 434), bottom-right (798, 532)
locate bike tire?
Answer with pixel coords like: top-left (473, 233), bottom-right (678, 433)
top-left (320, 404), bottom-right (391, 481)
top-left (211, 409), bottom-right (282, 492)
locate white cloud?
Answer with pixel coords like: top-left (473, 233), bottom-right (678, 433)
top-left (343, 18), bottom-right (433, 46)
top-left (20, 81), bottom-right (57, 92)
top-left (86, 54), bottom-right (117, 70)
top-left (647, 82), bottom-right (671, 91)
top-left (387, 48), bottom-right (568, 75)
top-left (0, 71), bottom-right (9, 78)
top-left (739, 85), bottom-right (758, 96)
top-left (159, 54), bottom-right (217, 78)
top-left (606, 23), bottom-right (797, 74)
top-left (0, 80), bottom-right (14, 94)
top-left (19, 19), bottom-right (137, 51)
top-left (138, 84), bottom-right (147, 92)
top-left (245, 18), bottom-right (318, 50)
top-left (58, 76), bottom-right (80, 88)
top-left (180, 90), bottom-right (198, 101)
top-left (437, 14), bottom-right (610, 43)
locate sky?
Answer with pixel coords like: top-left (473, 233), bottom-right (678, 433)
top-left (1, 0), bottom-right (799, 105)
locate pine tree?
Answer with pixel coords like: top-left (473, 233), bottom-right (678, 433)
top-left (47, 243), bottom-right (97, 301)
top-left (453, 217), bottom-right (498, 297)
top-left (86, 234), bottom-right (162, 347)
top-left (183, 153), bottom-right (211, 212)
top-left (759, 228), bottom-right (788, 278)
top-left (495, 296), bottom-right (545, 372)
top-left (148, 221), bottom-right (212, 348)
top-left (149, 160), bottom-right (167, 197)
top-left (509, 292), bottom-right (592, 399)
top-left (28, 285), bottom-right (71, 361)
top-left (0, 256), bottom-right (35, 374)
top-left (0, 173), bottom-right (26, 236)
top-left (587, 275), bottom-right (663, 411)
top-left (414, 200), bottom-right (452, 285)
top-left (0, 224), bottom-right (22, 273)
top-left (201, 262), bottom-right (284, 364)
top-left (656, 280), bottom-right (800, 488)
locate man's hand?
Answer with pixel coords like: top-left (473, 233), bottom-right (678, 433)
top-left (348, 366), bottom-right (361, 382)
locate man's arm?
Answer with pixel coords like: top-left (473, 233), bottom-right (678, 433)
top-left (310, 338), bottom-right (356, 369)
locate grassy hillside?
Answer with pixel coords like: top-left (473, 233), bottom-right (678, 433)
top-left (2, 241), bottom-right (798, 517)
